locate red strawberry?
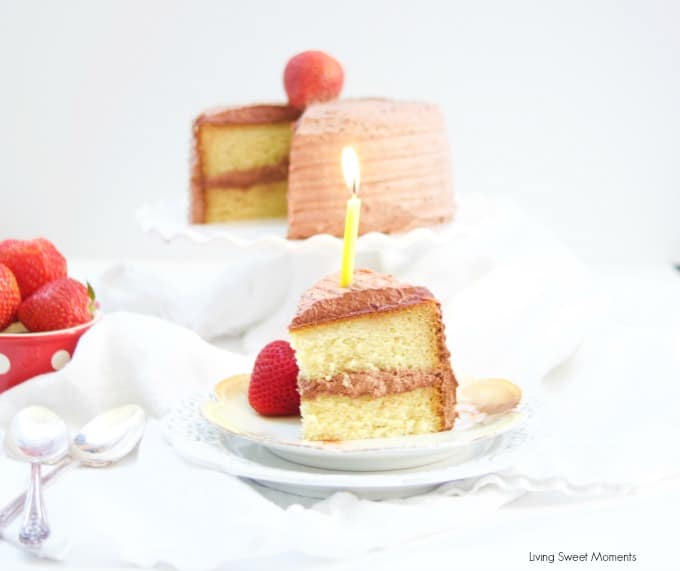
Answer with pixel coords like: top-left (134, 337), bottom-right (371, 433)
top-left (18, 278), bottom-right (95, 332)
top-left (248, 340), bottom-right (300, 416)
top-left (284, 50), bottom-right (344, 110)
top-left (0, 263), bottom-right (21, 330)
top-left (0, 238), bottom-right (67, 299)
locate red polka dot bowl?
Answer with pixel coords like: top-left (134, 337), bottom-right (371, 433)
top-left (0, 315), bottom-right (99, 394)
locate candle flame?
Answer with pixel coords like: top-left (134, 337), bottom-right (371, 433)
top-left (341, 146), bottom-right (360, 196)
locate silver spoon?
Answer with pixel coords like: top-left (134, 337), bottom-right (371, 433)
top-left (7, 406), bottom-right (70, 545)
top-left (0, 405), bottom-right (146, 533)
top-left (71, 404), bottom-right (146, 466)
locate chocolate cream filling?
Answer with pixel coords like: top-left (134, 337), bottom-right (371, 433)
top-left (298, 369), bottom-right (444, 399)
top-left (203, 159), bottom-right (289, 190)
top-left (299, 368), bottom-right (457, 429)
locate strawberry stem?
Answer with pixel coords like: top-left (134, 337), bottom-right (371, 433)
top-left (86, 281), bottom-right (97, 315)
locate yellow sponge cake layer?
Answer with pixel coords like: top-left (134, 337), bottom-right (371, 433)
top-left (204, 182), bottom-right (287, 222)
top-left (300, 386), bottom-right (444, 441)
top-left (199, 123), bottom-right (293, 176)
top-left (290, 303), bottom-right (441, 380)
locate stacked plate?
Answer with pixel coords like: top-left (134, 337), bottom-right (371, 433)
top-left (164, 376), bottom-right (532, 499)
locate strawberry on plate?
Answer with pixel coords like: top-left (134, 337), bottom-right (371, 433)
top-left (248, 340), bottom-right (300, 416)
top-left (0, 238), bottom-right (67, 299)
top-left (18, 278), bottom-right (96, 332)
top-left (0, 263), bottom-right (21, 330)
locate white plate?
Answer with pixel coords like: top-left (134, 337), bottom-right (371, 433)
top-left (136, 198), bottom-right (462, 252)
top-left (164, 393), bottom-right (532, 499)
top-left (199, 375), bottom-right (529, 471)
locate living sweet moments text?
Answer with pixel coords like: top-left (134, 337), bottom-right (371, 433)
top-left (529, 552), bottom-right (637, 564)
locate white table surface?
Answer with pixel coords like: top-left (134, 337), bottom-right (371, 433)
top-left (1, 262), bottom-right (678, 570)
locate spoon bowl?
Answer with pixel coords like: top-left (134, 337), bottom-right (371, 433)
top-left (10, 407), bottom-right (70, 464)
top-left (72, 404), bottom-right (145, 465)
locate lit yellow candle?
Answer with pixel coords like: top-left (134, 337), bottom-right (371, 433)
top-left (340, 147), bottom-right (361, 287)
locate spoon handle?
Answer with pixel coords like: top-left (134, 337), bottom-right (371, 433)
top-left (0, 457), bottom-right (70, 530)
top-left (18, 463), bottom-right (51, 545)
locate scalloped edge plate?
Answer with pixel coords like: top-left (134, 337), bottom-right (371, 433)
top-left (136, 198), bottom-right (462, 252)
top-left (199, 375), bottom-right (529, 471)
top-left (163, 393), bottom-right (532, 498)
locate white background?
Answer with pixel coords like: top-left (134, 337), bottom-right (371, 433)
top-left (0, 0), bottom-right (678, 265)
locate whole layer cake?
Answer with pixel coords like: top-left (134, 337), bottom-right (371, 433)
top-left (190, 98), bottom-right (455, 237)
top-left (288, 269), bottom-right (457, 441)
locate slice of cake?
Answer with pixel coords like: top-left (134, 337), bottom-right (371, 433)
top-left (288, 269), bottom-right (457, 441)
top-left (287, 98), bottom-right (455, 239)
top-left (190, 104), bottom-right (301, 224)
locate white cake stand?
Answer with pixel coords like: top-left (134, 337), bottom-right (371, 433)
top-left (136, 197), bottom-right (463, 253)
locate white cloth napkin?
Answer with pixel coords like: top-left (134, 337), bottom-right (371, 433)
top-left (0, 195), bottom-right (599, 568)
top-left (1, 192), bottom-right (677, 568)
top-left (510, 267), bottom-right (680, 487)
top-left (1, 268), bottom-right (679, 567)
top-left (0, 312), bottom-right (529, 567)
top-left (0, 418), bottom-right (522, 568)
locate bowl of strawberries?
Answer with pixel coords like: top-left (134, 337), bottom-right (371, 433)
top-left (0, 238), bottom-right (99, 393)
